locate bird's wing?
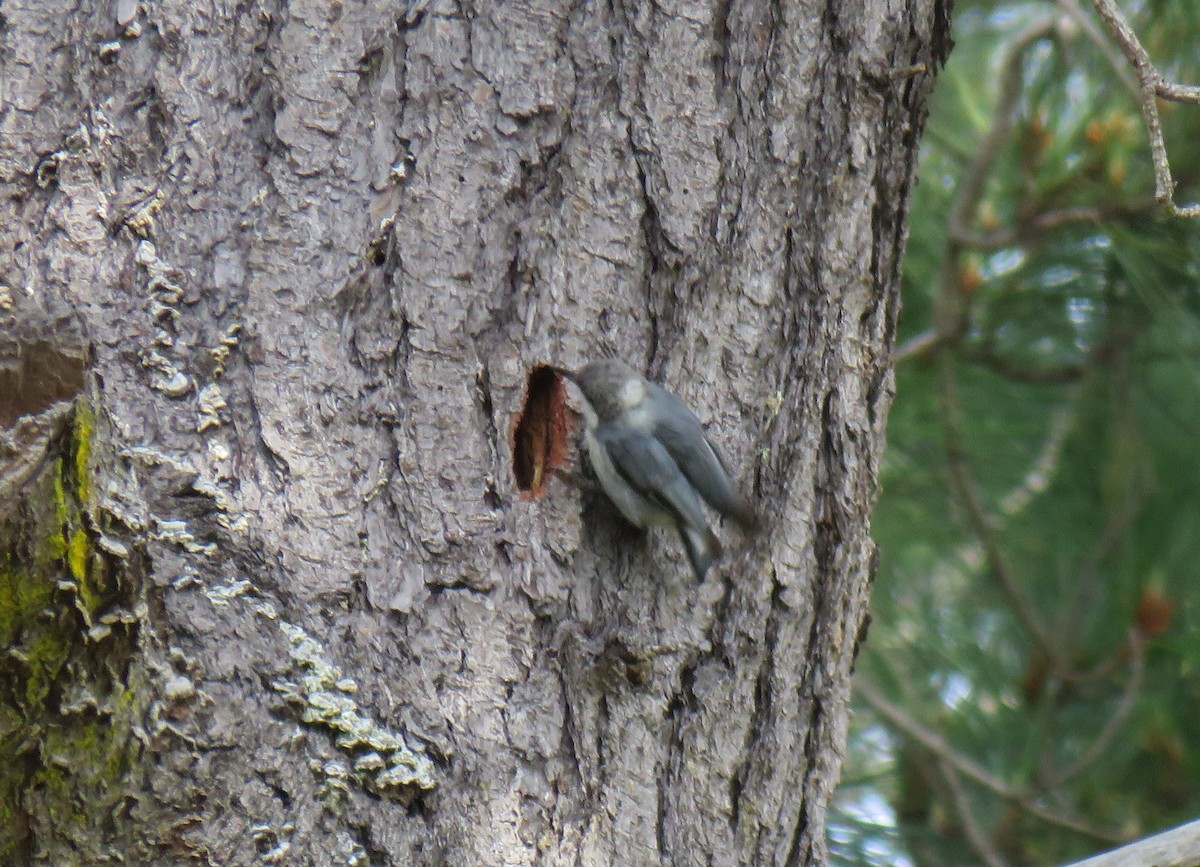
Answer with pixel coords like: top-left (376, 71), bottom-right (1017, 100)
top-left (647, 389), bottom-right (737, 507)
top-left (598, 425), bottom-right (709, 532)
top-left (700, 430), bottom-right (758, 531)
top-left (648, 385), bottom-right (758, 531)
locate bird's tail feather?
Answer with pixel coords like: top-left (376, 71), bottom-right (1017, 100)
top-left (678, 521), bottom-right (720, 581)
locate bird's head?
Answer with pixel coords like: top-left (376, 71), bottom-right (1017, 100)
top-left (560, 359), bottom-right (645, 423)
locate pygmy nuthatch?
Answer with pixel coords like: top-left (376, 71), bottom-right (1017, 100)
top-left (562, 359), bottom-right (757, 580)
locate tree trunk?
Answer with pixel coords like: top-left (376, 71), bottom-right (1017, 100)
top-left (0, 0), bottom-right (951, 863)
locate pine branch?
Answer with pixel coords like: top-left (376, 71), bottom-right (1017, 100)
top-left (1090, 0), bottom-right (1200, 218)
top-left (856, 679), bottom-right (1124, 844)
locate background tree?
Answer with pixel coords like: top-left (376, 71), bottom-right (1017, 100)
top-left (0, 0), bottom-right (951, 863)
top-left (833, 1), bottom-right (1200, 864)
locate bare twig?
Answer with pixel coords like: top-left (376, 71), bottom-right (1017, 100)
top-left (1064, 468), bottom-right (1149, 646)
top-left (936, 19), bottom-right (1059, 345)
top-left (1090, 0), bottom-right (1200, 218)
top-left (944, 19), bottom-right (1060, 255)
top-left (1057, 0), bottom-right (1140, 98)
top-left (856, 680), bottom-right (1018, 796)
top-left (902, 17), bottom-right (1063, 379)
top-left (856, 679), bottom-right (1124, 844)
top-left (965, 326), bottom-right (1129, 386)
top-left (892, 328), bottom-right (939, 364)
top-left (940, 360), bottom-right (1061, 663)
top-left (938, 759), bottom-right (1010, 867)
top-left (1068, 636), bottom-right (1136, 684)
top-left (997, 391), bottom-right (1078, 519)
top-left (1043, 630), bottom-right (1146, 788)
top-left (964, 348), bottom-right (1090, 384)
top-left (1067, 818), bottom-right (1200, 867)
top-left (949, 198), bottom-right (1160, 250)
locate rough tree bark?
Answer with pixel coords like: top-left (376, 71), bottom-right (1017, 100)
top-left (0, 0), bottom-right (951, 864)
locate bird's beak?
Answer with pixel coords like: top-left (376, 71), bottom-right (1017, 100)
top-left (552, 366), bottom-right (579, 385)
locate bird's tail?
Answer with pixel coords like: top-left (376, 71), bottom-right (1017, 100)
top-left (678, 521), bottom-right (721, 581)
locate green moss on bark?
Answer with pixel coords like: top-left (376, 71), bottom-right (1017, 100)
top-left (0, 402), bottom-right (146, 862)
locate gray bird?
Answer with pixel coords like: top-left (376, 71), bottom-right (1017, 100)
top-left (561, 359), bottom-right (757, 580)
